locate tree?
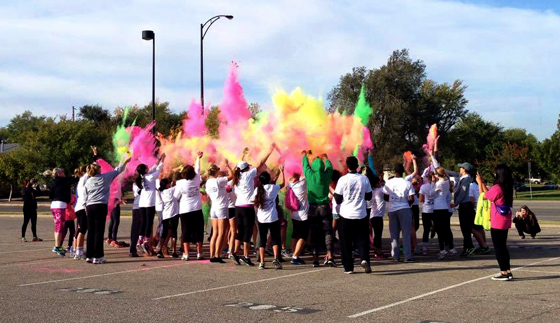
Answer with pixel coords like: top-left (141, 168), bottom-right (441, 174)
top-left (79, 105), bottom-right (111, 124)
top-left (113, 101), bottom-right (183, 137)
top-left (248, 102), bottom-right (262, 120)
top-left (204, 106), bottom-right (221, 139)
top-left (327, 49), bottom-right (468, 170)
top-left (537, 131), bottom-right (560, 181)
top-left (5, 110), bottom-right (47, 142)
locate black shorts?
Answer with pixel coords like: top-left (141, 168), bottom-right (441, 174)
top-left (228, 208), bottom-right (236, 219)
top-left (292, 219), bottom-right (310, 241)
top-left (180, 210), bottom-right (204, 243)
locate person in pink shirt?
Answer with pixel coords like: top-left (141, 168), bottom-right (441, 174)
top-left (476, 164), bottom-right (514, 281)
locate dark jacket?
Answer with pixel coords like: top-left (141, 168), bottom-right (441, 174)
top-left (23, 186), bottom-right (39, 210)
top-left (49, 176), bottom-right (79, 204)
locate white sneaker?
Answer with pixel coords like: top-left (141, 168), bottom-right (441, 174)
top-left (93, 257), bottom-right (106, 264)
top-left (437, 250), bottom-right (448, 260)
top-left (181, 254), bottom-right (189, 261)
top-left (86, 258), bottom-right (93, 263)
top-left (448, 248), bottom-right (457, 256)
top-left (74, 250), bottom-right (83, 260)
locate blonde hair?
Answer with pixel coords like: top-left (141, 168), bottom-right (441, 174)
top-left (87, 163), bottom-right (101, 177)
top-left (52, 168), bottom-right (63, 179)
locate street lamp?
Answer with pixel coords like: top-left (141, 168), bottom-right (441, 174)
top-left (142, 30), bottom-right (156, 126)
top-left (200, 15), bottom-right (233, 114)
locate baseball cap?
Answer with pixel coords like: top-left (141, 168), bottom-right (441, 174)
top-left (237, 161), bottom-right (249, 170)
top-left (458, 162), bottom-right (473, 171)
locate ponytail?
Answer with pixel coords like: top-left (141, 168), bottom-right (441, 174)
top-left (135, 164), bottom-right (148, 190)
top-left (232, 167), bottom-right (242, 187)
top-left (254, 171), bottom-right (271, 209)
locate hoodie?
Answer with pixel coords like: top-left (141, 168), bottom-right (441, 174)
top-left (302, 155), bottom-right (333, 204)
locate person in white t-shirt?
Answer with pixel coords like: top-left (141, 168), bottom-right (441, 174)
top-left (174, 152), bottom-right (205, 261)
top-left (205, 162), bottom-right (234, 263)
top-left (154, 178), bottom-right (164, 246)
top-left (383, 163), bottom-right (415, 262)
top-left (419, 171), bottom-right (435, 255)
top-left (252, 168), bottom-right (285, 270)
top-left (129, 182), bottom-right (143, 257)
top-left (155, 177), bottom-right (180, 259)
top-left (136, 153), bottom-right (165, 255)
top-left (230, 144), bottom-right (276, 267)
top-left (226, 178), bottom-right (237, 259)
top-left (431, 167), bottom-right (457, 259)
top-left (334, 156), bottom-right (373, 274)
top-left (287, 173), bottom-right (309, 265)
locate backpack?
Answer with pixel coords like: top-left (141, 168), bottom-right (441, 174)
top-left (284, 187), bottom-right (300, 212)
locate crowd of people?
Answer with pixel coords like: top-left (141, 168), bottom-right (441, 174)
top-left (21, 138), bottom-right (542, 281)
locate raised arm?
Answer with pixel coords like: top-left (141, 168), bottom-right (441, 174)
top-left (322, 154), bottom-right (333, 176)
top-left (476, 172), bottom-right (488, 194)
top-left (224, 159), bottom-right (234, 181)
top-left (240, 147), bottom-right (249, 162)
top-left (411, 154), bottom-right (418, 178)
top-left (195, 151), bottom-right (202, 174)
top-left (277, 166), bottom-right (286, 189)
top-left (256, 144), bottom-right (276, 172)
top-left (367, 149), bottom-right (378, 177)
top-left (302, 151), bottom-right (312, 176)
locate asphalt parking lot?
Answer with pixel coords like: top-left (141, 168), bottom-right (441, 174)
top-left (1, 215), bottom-right (560, 323)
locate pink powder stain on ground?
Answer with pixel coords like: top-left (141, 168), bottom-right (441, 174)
top-left (34, 267), bottom-right (82, 274)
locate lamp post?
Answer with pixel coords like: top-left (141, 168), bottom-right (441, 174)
top-left (200, 15), bottom-right (233, 114)
top-left (142, 30), bottom-right (156, 126)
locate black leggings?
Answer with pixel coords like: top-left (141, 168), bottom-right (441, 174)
top-left (422, 212), bottom-right (433, 243)
top-left (76, 210), bottom-right (88, 234)
top-left (141, 206), bottom-right (156, 238)
top-left (257, 220), bottom-right (281, 248)
top-left (180, 210), bottom-right (204, 243)
top-left (433, 209), bottom-right (454, 251)
top-left (411, 205), bottom-right (420, 232)
top-left (458, 202), bottom-right (475, 249)
top-left (339, 216), bottom-right (370, 272)
top-left (235, 206), bottom-right (256, 243)
top-left (63, 220), bottom-right (75, 247)
top-left (129, 209), bottom-right (143, 254)
top-left (107, 205), bottom-right (121, 241)
top-left (370, 217), bottom-right (383, 249)
top-left (22, 208), bottom-right (38, 238)
top-left (86, 204), bottom-right (108, 259)
top-left (491, 228), bottom-right (510, 271)
top-left (161, 216), bottom-right (180, 241)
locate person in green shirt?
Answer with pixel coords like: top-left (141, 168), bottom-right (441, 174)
top-left (302, 150), bottom-right (337, 268)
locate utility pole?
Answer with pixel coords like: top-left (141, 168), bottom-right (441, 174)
top-left (72, 106), bottom-right (75, 121)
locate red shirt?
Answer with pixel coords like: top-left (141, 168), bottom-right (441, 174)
top-left (485, 184), bottom-right (511, 230)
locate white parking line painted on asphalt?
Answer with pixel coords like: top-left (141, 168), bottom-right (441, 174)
top-left (153, 268), bottom-right (330, 300)
top-left (348, 256), bottom-right (560, 318)
top-left (18, 262), bottom-right (188, 287)
top-left (516, 269), bottom-right (560, 275)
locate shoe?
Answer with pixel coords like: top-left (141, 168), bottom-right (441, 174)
top-left (291, 257), bottom-right (306, 265)
top-left (111, 241), bottom-right (121, 248)
top-left (118, 241), bottom-right (130, 247)
top-left (520, 235), bottom-right (526, 239)
top-left (312, 261), bottom-right (320, 268)
top-left (326, 258), bottom-right (337, 267)
top-left (197, 254), bottom-right (205, 261)
top-left (217, 257), bottom-right (226, 264)
top-left (460, 249), bottom-right (469, 257)
top-left (467, 247), bottom-right (477, 256)
top-left (54, 246), bottom-right (65, 257)
top-left (478, 247), bottom-right (491, 255)
top-left (86, 258), bottom-right (93, 263)
top-left (172, 253), bottom-right (179, 258)
top-left (259, 262), bottom-right (265, 270)
top-left (69, 247), bottom-right (75, 258)
top-left (422, 247), bottom-right (428, 256)
top-left (209, 257), bottom-right (217, 263)
top-left (141, 242), bottom-right (149, 255)
top-left (508, 272), bottom-right (514, 280)
top-left (241, 256), bottom-right (255, 267)
top-left (448, 248), bottom-right (457, 256)
top-left (491, 273), bottom-right (510, 281)
top-left (21, 237), bottom-right (27, 242)
top-left (106, 238), bottom-right (112, 244)
top-left (129, 253), bottom-right (139, 258)
top-left (404, 258), bottom-right (416, 263)
top-left (93, 257), bottom-right (106, 264)
top-left (230, 254), bottom-right (241, 265)
top-left (74, 249), bottom-right (84, 260)
top-left (352, 249), bottom-right (359, 257)
top-left (281, 249), bottom-right (293, 258)
top-left (437, 250), bottom-right (448, 260)
top-left (531, 236), bottom-right (536, 239)
top-left (272, 258), bottom-right (283, 270)
top-left (136, 244), bottom-right (143, 254)
top-left (361, 260), bottom-right (372, 273)
top-left (264, 246), bottom-right (274, 256)
top-left (156, 251), bottom-right (164, 258)
top-left (182, 254), bottom-right (189, 261)
top-left (343, 270), bottom-right (354, 274)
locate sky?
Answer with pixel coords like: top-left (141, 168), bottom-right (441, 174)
top-left (0, 0), bottom-right (559, 140)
